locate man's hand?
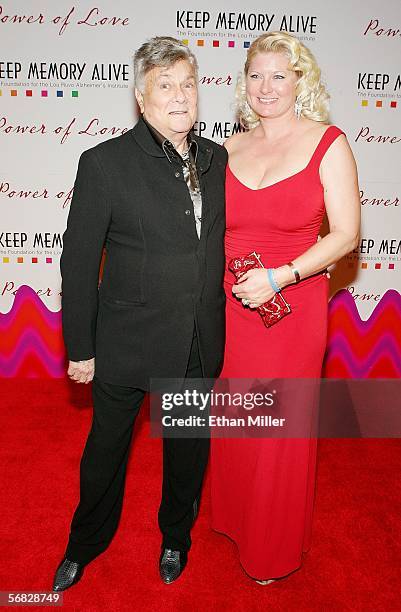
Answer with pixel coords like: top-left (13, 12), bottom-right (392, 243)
top-left (68, 358), bottom-right (95, 384)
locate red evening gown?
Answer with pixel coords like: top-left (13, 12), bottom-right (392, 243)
top-left (211, 125), bottom-right (345, 580)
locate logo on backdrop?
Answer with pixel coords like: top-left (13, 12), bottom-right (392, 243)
top-left (360, 188), bottom-right (399, 208)
top-left (346, 236), bottom-right (401, 271)
top-left (0, 181), bottom-right (73, 209)
top-left (193, 119), bottom-right (246, 141)
top-left (347, 286), bottom-right (383, 304)
top-left (0, 232), bottom-right (62, 249)
top-left (357, 71), bottom-right (401, 110)
top-left (175, 10), bottom-right (318, 46)
top-left (199, 74), bottom-right (233, 87)
top-left (363, 19), bottom-right (401, 39)
top-left (0, 116), bottom-right (130, 145)
top-left (0, 5), bottom-right (130, 36)
top-left (0, 231), bottom-right (63, 266)
top-left (354, 126), bottom-right (401, 145)
top-left (0, 60), bottom-right (130, 98)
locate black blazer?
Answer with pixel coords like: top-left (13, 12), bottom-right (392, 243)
top-left (60, 117), bottom-right (227, 389)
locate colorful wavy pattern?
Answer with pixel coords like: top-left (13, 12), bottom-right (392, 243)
top-left (323, 289), bottom-right (401, 379)
top-left (0, 285), bottom-right (400, 379)
top-left (0, 286), bottom-right (65, 377)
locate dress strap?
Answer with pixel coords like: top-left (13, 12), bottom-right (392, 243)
top-left (309, 125), bottom-right (345, 169)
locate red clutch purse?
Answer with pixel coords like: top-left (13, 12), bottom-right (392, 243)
top-left (228, 251), bottom-right (291, 328)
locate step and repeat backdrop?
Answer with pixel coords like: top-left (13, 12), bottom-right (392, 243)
top-left (0, 0), bottom-right (400, 377)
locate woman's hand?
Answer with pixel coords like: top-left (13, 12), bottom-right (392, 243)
top-left (232, 268), bottom-right (276, 308)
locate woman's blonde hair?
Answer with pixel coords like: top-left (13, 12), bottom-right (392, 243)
top-left (236, 31), bottom-right (329, 128)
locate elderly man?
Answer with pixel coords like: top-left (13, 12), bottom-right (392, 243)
top-left (53, 36), bottom-right (227, 591)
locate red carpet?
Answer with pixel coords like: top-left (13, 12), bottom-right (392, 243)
top-left (0, 379), bottom-right (400, 611)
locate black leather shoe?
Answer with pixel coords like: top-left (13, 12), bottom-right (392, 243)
top-left (52, 557), bottom-right (84, 592)
top-left (159, 549), bottom-right (187, 584)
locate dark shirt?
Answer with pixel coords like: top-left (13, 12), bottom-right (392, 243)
top-left (142, 116), bottom-right (202, 238)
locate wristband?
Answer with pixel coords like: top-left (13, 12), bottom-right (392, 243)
top-left (267, 268), bottom-right (281, 293)
top-left (287, 261), bottom-right (301, 283)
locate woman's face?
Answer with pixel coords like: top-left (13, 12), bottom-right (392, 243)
top-left (245, 51), bottom-right (298, 120)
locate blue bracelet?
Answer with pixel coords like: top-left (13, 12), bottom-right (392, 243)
top-left (267, 268), bottom-right (281, 293)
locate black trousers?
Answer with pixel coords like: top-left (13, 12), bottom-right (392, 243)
top-left (65, 330), bottom-right (209, 566)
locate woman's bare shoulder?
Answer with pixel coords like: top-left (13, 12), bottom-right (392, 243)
top-left (223, 130), bottom-right (250, 153)
top-left (302, 118), bottom-right (330, 137)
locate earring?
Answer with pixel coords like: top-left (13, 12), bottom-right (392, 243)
top-left (294, 96), bottom-right (302, 120)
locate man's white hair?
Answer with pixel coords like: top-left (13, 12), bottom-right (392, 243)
top-left (134, 36), bottom-right (198, 92)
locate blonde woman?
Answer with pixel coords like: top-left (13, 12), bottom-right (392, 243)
top-left (211, 32), bottom-right (360, 584)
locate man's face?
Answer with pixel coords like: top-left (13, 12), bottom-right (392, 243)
top-left (136, 60), bottom-right (198, 140)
